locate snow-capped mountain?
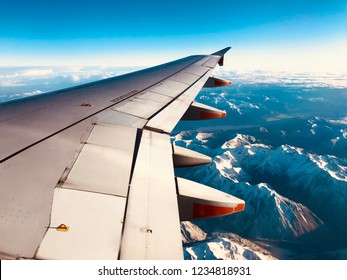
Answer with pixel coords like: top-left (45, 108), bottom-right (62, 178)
top-left (174, 130), bottom-right (347, 259)
top-left (218, 136), bottom-right (347, 235)
top-left (181, 222), bottom-right (276, 260)
top-left (171, 72), bottom-right (347, 260)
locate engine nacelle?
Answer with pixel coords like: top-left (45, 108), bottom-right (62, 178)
top-left (177, 177), bottom-right (245, 221)
top-left (203, 76), bottom-right (232, 88)
top-left (181, 101), bottom-right (226, 120)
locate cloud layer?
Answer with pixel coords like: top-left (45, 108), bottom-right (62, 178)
top-left (1, 66), bottom-right (346, 104)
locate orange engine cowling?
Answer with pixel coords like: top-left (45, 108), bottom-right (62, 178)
top-left (181, 101), bottom-right (226, 120)
top-left (172, 145), bottom-right (212, 168)
top-left (203, 76), bottom-right (232, 88)
top-left (176, 177), bottom-right (245, 221)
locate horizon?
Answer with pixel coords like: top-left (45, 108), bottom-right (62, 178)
top-left (1, 65), bottom-right (346, 104)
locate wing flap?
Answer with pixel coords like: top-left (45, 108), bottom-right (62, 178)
top-left (201, 56), bottom-right (221, 68)
top-left (145, 71), bottom-right (212, 133)
top-left (62, 123), bottom-right (137, 196)
top-left (183, 64), bottom-right (209, 76)
top-left (120, 130), bottom-right (183, 260)
top-left (112, 91), bottom-right (173, 119)
top-left (34, 122), bottom-right (139, 259)
top-left (168, 71), bottom-right (200, 85)
top-left (36, 188), bottom-right (126, 260)
top-left (150, 80), bottom-right (188, 98)
top-left (94, 109), bottom-right (147, 128)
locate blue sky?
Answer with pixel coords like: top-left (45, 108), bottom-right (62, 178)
top-left (0, 0), bottom-right (346, 72)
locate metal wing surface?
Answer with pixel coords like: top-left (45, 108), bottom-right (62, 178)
top-left (0, 47), bottom-right (243, 260)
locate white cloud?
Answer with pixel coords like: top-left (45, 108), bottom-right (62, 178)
top-left (328, 118), bottom-right (347, 125)
top-left (21, 69), bottom-right (54, 77)
top-left (8, 90), bottom-right (42, 99)
top-left (0, 80), bottom-right (25, 87)
top-left (0, 66), bottom-right (126, 103)
top-left (0, 68), bottom-right (55, 87)
top-left (70, 74), bottom-right (80, 82)
top-left (218, 69), bottom-right (347, 89)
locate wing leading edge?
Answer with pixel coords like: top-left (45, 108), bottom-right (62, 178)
top-left (0, 47), bottom-right (245, 260)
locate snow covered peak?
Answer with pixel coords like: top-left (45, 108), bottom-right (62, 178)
top-left (281, 144), bottom-right (304, 155)
top-left (195, 132), bottom-right (214, 143)
top-left (214, 151), bottom-right (248, 183)
top-left (222, 134), bottom-right (256, 149)
top-left (181, 222), bottom-right (277, 260)
top-left (308, 154), bottom-right (347, 182)
top-left (181, 221), bottom-right (207, 244)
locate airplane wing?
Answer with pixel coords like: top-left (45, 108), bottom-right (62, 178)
top-left (0, 47), bottom-right (245, 260)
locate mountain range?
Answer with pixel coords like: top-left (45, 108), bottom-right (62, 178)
top-left (173, 73), bottom-right (347, 259)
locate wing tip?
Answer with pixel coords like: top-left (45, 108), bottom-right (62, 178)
top-left (211, 47), bottom-right (231, 56)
